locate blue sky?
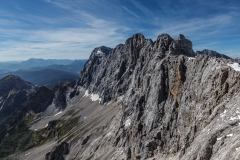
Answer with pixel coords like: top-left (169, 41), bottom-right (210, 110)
top-left (0, 0), bottom-right (239, 61)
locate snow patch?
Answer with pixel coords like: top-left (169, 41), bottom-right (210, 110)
top-left (226, 133), bottom-right (233, 137)
top-left (90, 93), bottom-right (101, 102)
top-left (229, 115), bottom-right (240, 121)
top-left (84, 117), bottom-right (87, 119)
top-left (227, 62), bottom-right (240, 71)
top-left (54, 111), bottom-right (62, 117)
top-left (44, 123), bottom-right (48, 128)
top-left (125, 117), bottom-right (131, 127)
top-left (84, 90), bottom-right (101, 102)
top-left (236, 147), bottom-right (240, 151)
top-left (230, 116), bottom-right (238, 121)
top-left (217, 137), bottom-right (222, 141)
top-left (84, 90), bottom-right (90, 97)
top-left (187, 57), bottom-right (196, 61)
top-left (97, 50), bottom-right (103, 54)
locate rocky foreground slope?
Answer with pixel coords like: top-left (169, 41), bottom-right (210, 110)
top-left (2, 33), bottom-right (240, 160)
top-left (0, 76), bottom-right (72, 159)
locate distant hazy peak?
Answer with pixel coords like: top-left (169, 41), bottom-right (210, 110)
top-left (0, 75), bottom-right (36, 97)
top-left (196, 49), bottom-right (232, 59)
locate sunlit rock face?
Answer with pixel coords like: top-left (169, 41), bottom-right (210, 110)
top-left (58, 33), bottom-right (240, 160)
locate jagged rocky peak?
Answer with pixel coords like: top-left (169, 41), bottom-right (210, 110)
top-left (125, 33), bottom-right (147, 49)
top-left (152, 33), bottom-right (195, 57)
top-left (123, 33), bottom-right (154, 56)
top-left (76, 33), bottom-right (196, 104)
top-left (196, 49), bottom-right (232, 59)
top-left (89, 46), bottom-right (112, 59)
top-left (168, 34), bottom-right (195, 57)
top-left (178, 34), bottom-right (186, 40)
top-left (153, 33), bottom-right (173, 54)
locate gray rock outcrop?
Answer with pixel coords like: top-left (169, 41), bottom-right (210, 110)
top-left (45, 142), bottom-right (69, 160)
top-left (55, 33), bottom-right (239, 160)
top-left (76, 34), bottom-right (196, 104)
top-left (26, 86), bottom-right (55, 113)
top-left (168, 34), bottom-right (195, 57)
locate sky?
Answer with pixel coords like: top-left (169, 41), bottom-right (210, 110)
top-left (0, 0), bottom-right (240, 61)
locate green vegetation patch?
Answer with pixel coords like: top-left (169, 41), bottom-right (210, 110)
top-left (63, 108), bottom-right (81, 117)
top-left (0, 107), bottom-right (83, 159)
top-left (57, 116), bottom-right (80, 135)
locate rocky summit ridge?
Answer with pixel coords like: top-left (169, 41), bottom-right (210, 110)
top-left (66, 33), bottom-right (240, 160)
top-left (76, 33), bottom-right (232, 105)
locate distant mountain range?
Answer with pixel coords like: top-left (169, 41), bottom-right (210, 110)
top-left (0, 58), bottom-right (87, 72)
top-left (0, 58), bottom-right (87, 87)
top-left (196, 49), bottom-right (232, 59)
top-left (27, 60), bottom-right (87, 75)
top-left (0, 69), bottom-right (78, 87)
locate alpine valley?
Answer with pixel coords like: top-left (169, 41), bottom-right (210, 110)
top-left (1, 33), bottom-right (240, 160)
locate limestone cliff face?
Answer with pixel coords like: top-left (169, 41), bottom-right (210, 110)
top-left (66, 34), bottom-right (240, 159)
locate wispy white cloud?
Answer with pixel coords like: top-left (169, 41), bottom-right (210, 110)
top-left (0, 0), bottom-right (133, 61)
top-left (196, 0), bottom-right (239, 10)
top-left (0, 12), bottom-right (130, 61)
top-left (153, 13), bottom-right (238, 40)
top-left (0, 27), bottom-right (128, 61)
top-left (122, 6), bottom-right (140, 19)
top-left (0, 0), bottom-right (239, 61)
top-left (131, 0), bottom-right (153, 16)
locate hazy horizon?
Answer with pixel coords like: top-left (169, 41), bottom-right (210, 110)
top-left (0, 58), bottom-right (88, 63)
